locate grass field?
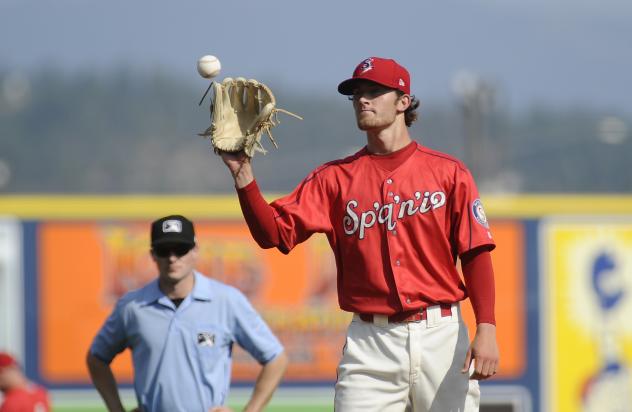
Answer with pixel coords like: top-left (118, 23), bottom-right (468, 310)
top-left (54, 406), bottom-right (330, 412)
top-left (50, 388), bottom-right (333, 412)
top-left (50, 386), bottom-right (520, 411)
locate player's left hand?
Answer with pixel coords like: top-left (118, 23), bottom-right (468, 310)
top-left (209, 407), bottom-right (233, 412)
top-left (461, 322), bottom-right (499, 380)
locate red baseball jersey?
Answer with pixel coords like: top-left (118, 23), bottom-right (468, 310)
top-left (270, 142), bottom-right (495, 315)
top-left (0, 385), bottom-right (50, 412)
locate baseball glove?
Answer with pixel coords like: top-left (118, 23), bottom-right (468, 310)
top-left (199, 77), bottom-right (302, 157)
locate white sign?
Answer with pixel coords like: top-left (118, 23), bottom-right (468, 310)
top-left (0, 218), bottom-right (23, 361)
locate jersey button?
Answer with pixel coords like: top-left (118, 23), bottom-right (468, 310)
top-left (392, 230), bottom-right (397, 235)
top-left (386, 178), bottom-right (393, 184)
top-left (395, 260), bottom-right (401, 266)
top-left (406, 298), bottom-right (411, 304)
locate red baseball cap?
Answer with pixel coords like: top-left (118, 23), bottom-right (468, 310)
top-left (0, 352), bottom-right (17, 370)
top-left (338, 57), bottom-right (411, 96)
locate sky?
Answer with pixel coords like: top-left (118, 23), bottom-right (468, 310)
top-left (1, 0), bottom-right (632, 114)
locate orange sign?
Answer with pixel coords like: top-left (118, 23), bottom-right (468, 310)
top-left (38, 219), bottom-right (525, 383)
top-left (460, 220), bottom-right (526, 378)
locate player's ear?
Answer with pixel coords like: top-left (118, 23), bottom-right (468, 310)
top-left (396, 93), bottom-right (411, 112)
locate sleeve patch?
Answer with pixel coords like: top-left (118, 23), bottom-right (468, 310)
top-left (472, 199), bottom-right (489, 228)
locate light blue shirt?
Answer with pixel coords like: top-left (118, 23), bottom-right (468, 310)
top-left (90, 271), bottom-right (283, 412)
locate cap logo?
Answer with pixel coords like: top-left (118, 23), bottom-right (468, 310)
top-left (162, 220), bottom-right (182, 233)
top-left (359, 58), bottom-right (374, 74)
top-left (399, 78), bottom-right (406, 87)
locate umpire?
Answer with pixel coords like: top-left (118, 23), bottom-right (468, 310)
top-left (87, 215), bottom-right (288, 412)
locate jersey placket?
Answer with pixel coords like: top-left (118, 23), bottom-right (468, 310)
top-left (382, 175), bottom-right (409, 310)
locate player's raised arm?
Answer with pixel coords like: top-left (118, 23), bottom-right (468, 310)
top-left (219, 150), bottom-right (255, 189)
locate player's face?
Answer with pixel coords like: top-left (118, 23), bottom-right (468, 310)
top-left (0, 368), bottom-right (13, 391)
top-left (151, 243), bottom-right (199, 284)
top-left (350, 82), bottom-right (402, 131)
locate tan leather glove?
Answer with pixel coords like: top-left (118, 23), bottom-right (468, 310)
top-left (200, 77), bottom-right (301, 157)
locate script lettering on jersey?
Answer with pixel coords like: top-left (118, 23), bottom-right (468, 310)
top-left (343, 190), bottom-right (446, 239)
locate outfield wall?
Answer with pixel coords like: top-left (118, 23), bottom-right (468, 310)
top-left (1, 195), bottom-right (631, 411)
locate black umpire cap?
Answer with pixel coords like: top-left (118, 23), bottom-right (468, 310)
top-left (150, 215), bottom-right (196, 247)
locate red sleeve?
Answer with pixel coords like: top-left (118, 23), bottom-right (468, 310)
top-left (270, 167), bottom-right (333, 254)
top-left (461, 247), bottom-right (496, 325)
top-left (452, 165), bottom-right (495, 255)
top-left (236, 180), bottom-right (280, 248)
top-left (237, 168), bottom-right (332, 254)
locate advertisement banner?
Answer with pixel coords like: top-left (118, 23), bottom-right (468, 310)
top-left (38, 220), bottom-right (348, 382)
top-left (541, 219), bottom-right (632, 411)
top-left (37, 219), bottom-right (526, 384)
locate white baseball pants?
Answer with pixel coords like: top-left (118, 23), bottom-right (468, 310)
top-left (334, 303), bottom-right (480, 412)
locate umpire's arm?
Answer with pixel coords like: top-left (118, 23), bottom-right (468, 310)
top-left (87, 296), bottom-right (130, 412)
top-left (86, 352), bottom-right (127, 412)
top-left (230, 288), bottom-right (288, 412)
top-left (242, 351), bottom-right (289, 412)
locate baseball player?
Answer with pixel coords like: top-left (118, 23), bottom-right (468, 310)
top-left (87, 215), bottom-right (288, 412)
top-left (0, 352), bottom-right (50, 412)
top-left (219, 57), bottom-right (499, 411)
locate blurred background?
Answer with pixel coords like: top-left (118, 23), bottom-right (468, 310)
top-left (1, 0), bottom-right (631, 194)
top-left (1, 0), bottom-right (631, 411)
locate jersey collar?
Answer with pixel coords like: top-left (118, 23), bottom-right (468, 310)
top-left (142, 271), bottom-right (213, 306)
top-left (190, 271), bottom-right (213, 302)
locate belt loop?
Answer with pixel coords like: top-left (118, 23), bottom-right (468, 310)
top-left (426, 305), bottom-right (441, 328)
top-left (374, 315), bottom-right (388, 327)
top-left (451, 302), bottom-right (459, 320)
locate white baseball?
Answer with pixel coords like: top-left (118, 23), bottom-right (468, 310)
top-left (197, 55), bottom-right (221, 79)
